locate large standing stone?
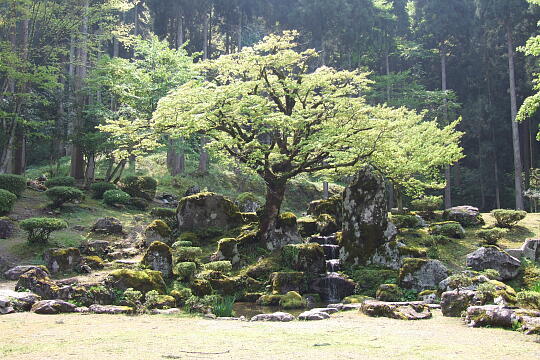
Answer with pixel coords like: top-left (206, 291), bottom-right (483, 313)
top-left (507, 239), bottom-right (540, 263)
top-left (4, 265), bottom-right (49, 281)
top-left (466, 247), bottom-right (521, 280)
top-left (341, 167), bottom-right (396, 265)
top-left (177, 192), bottom-right (243, 232)
top-left (361, 300), bottom-right (432, 320)
top-left (43, 248), bottom-right (81, 274)
top-left (440, 290), bottom-right (477, 317)
top-left (91, 217), bottom-right (123, 235)
top-left (443, 206), bottom-right (484, 227)
top-left (31, 300), bottom-right (77, 314)
top-left (0, 218), bottom-right (14, 239)
top-left (141, 241), bottom-right (173, 278)
top-left (398, 258), bottom-right (449, 292)
top-left (265, 212), bottom-right (302, 251)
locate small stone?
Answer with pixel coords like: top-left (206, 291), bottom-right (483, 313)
top-left (298, 310), bottom-right (331, 321)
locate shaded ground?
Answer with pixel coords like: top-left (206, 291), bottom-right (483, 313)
top-left (0, 311), bottom-right (539, 360)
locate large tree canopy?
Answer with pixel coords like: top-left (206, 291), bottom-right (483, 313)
top-left (151, 31), bottom-right (463, 244)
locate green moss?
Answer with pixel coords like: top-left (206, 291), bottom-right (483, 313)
top-left (297, 216), bottom-right (318, 237)
top-left (419, 290), bottom-right (436, 296)
top-left (280, 291), bottom-right (306, 309)
top-left (217, 238), bottom-right (238, 259)
top-left (174, 262), bottom-right (197, 281)
top-left (242, 256), bottom-right (282, 281)
top-left (308, 196), bottom-right (342, 219)
top-left (203, 261), bottom-right (233, 273)
top-left (316, 214), bottom-right (338, 235)
top-left (83, 256), bottom-right (105, 269)
top-left (347, 266), bottom-right (398, 297)
top-left (399, 258), bottom-right (429, 280)
top-left (170, 288), bottom-right (192, 306)
top-left (106, 269), bottom-right (167, 294)
top-left (490, 280), bottom-right (517, 305)
top-left (281, 243), bottom-right (325, 275)
top-left (398, 246), bottom-right (427, 258)
top-left (429, 222), bottom-right (465, 239)
top-left (208, 276), bottom-right (245, 296)
top-left (277, 212), bottom-right (297, 228)
top-left (146, 220), bottom-right (172, 238)
top-left (376, 284), bottom-right (403, 302)
top-left (270, 271), bottom-right (306, 294)
top-left (343, 295), bottom-right (371, 304)
top-left (256, 294), bottom-right (283, 306)
top-left (190, 279), bottom-right (212, 297)
top-left (175, 246), bottom-right (203, 262)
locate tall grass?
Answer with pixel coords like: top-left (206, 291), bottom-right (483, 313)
top-left (212, 296), bottom-right (236, 317)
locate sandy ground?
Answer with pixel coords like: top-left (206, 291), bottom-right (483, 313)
top-left (0, 310), bottom-right (539, 360)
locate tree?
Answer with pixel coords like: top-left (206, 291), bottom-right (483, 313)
top-left (151, 32), bottom-right (462, 245)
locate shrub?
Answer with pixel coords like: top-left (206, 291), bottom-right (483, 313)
top-left (170, 287), bottom-right (192, 306)
top-left (517, 291), bottom-right (540, 310)
top-left (184, 294), bottom-right (222, 314)
top-left (203, 261), bottom-right (233, 273)
top-left (376, 284), bottom-right (403, 302)
top-left (476, 228), bottom-right (505, 246)
top-left (172, 241), bottom-right (193, 249)
top-left (174, 262), bottom-right (197, 281)
top-left (177, 232), bottom-right (199, 245)
top-left (119, 176), bottom-right (157, 201)
top-left (349, 267), bottom-right (398, 297)
top-left (480, 269), bottom-right (501, 280)
top-left (446, 273), bottom-right (473, 292)
top-left (410, 196), bottom-right (443, 212)
top-left (45, 176), bottom-right (75, 188)
top-left (19, 217), bottom-right (68, 243)
top-left (128, 197), bottom-right (149, 210)
top-left (491, 209), bottom-right (527, 228)
top-left (175, 247), bottom-right (203, 262)
top-left (391, 214), bottom-right (420, 229)
top-left (150, 207), bottom-right (177, 228)
top-left (213, 295), bottom-right (236, 317)
top-left (123, 288), bottom-right (143, 314)
top-left (45, 186), bottom-right (84, 208)
top-left (90, 182), bottom-right (117, 199)
top-left (475, 282), bottom-right (497, 304)
top-left (0, 174), bottom-right (26, 197)
top-left (0, 189), bottom-right (17, 215)
top-left (429, 222), bottom-right (465, 239)
top-left (103, 189), bottom-right (131, 206)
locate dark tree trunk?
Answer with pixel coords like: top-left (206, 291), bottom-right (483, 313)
top-left (441, 50), bottom-right (452, 209)
top-left (198, 137), bottom-right (208, 173)
top-left (260, 179), bottom-right (286, 243)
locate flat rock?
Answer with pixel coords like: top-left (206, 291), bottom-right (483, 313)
top-left (92, 217), bottom-right (123, 235)
top-left (310, 307), bottom-right (339, 315)
top-left (4, 265), bottom-right (49, 281)
top-left (89, 304), bottom-right (132, 315)
top-left (298, 310), bottom-right (331, 321)
top-left (0, 290), bottom-right (41, 311)
top-left (152, 308), bottom-right (181, 315)
top-left (361, 300), bottom-right (432, 320)
top-left (31, 300), bottom-right (77, 314)
top-left (250, 312), bottom-right (295, 322)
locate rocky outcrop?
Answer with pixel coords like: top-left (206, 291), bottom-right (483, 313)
top-left (0, 290), bottom-right (41, 312)
top-left (367, 241), bottom-right (426, 270)
top-left (466, 247), bottom-right (521, 280)
top-left (92, 217), bottom-right (123, 235)
top-left (0, 218), bottom-right (14, 239)
top-left (265, 212), bottom-right (302, 251)
top-left (440, 290), bottom-right (477, 317)
top-left (443, 206), bottom-right (484, 227)
top-left (31, 300), bottom-right (77, 314)
top-left (177, 192), bottom-right (243, 232)
top-left (399, 259), bottom-right (449, 292)
top-left (506, 239), bottom-right (540, 263)
top-left (141, 241), bottom-right (173, 278)
top-left (4, 265), bottom-right (49, 281)
top-left (361, 300), bottom-right (432, 320)
top-left (105, 269), bottom-right (166, 294)
top-left (341, 167), bottom-right (396, 265)
top-left (282, 243), bottom-right (326, 275)
top-left (15, 268), bottom-right (70, 300)
top-left (43, 248), bottom-right (82, 274)
top-left (309, 272), bottom-right (355, 302)
top-left (250, 312), bottom-right (295, 322)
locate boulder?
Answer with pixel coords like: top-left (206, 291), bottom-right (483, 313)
top-left (177, 192), bottom-right (243, 232)
top-left (506, 239), bottom-right (540, 263)
top-left (270, 272), bottom-right (306, 295)
top-left (282, 243), bottom-right (326, 275)
top-left (250, 312), bottom-right (295, 322)
top-left (213, 238), bottom-right (240, 267)
top-left (43, 248), bottom-right (82, 274)
top-left (105, 269), bottom-right (167, 294)
top-left (399, 259), bottom-right (449, 292)
top-left (443, 206), bottom-right (484, 227)
top-left (0, 290), bottom-right (41, 312)
top-left (142, 241), bottom-right (173, 278)
top-left (438, 271), bottom-right (490, 292)
top-left (89, 304), bottom-right (132, 314)
top-left (82, 256), bottom-right (105, 270)
top-left (466, 247), bottom-right (521, 280)
top-left (375, 284), bottom-right (403, 302)
top-left (307, 196), bottom-right (343, 226)
top-left (91, 217), bottom-right (123, 235)
top-left (265, 212), bottom-right (302, 251)
top-left (341, 167), bottom-right (396, 265)
top-left (440, 290), bottom-right (477, 317)
top-left (298, 309), bottom-right (331, 321)
top-left (0, 296), bottom-right (14, 315)
top-left (144, 220), bottom-right (172, 246)
top-left (367, 241), bottom-right (425, 270)
top-left (15, 268), bottom-right (68, 300)
top-left (31, 300), bottom-right (77, 314)
top-left (4, 265), bottom-right (49, 281)
top-left (0, 256), bottom-right (11, 276)
top-left (80, 240), bottom-right (110, 258)
top-left (184, 186), bottom-right (201, 197)
top-left (309, 272), bottom-right (355, 302)
top-left (361, 300), bottom-right (432, 320)
top-left (0, 218), bottom-right (14, 239)
top-left (464, 305), bottom-right (520, 328)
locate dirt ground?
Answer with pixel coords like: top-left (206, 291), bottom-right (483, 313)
top-left (0, 310), bottom-right (539, 360)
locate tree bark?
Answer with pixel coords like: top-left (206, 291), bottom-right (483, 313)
top-left (507, 25), bottom-right (525, 210)
top-left (167, 138), bottom-right (185, 176)
top-left (237, 8), bottom-right (242, 52)
top-left (176, 12), bottom-right (184, 49)
top-left (198, 137), bottom-right (208, 173)
top-left (203, 12), bottom-right (209, 60)
top-left (323, 181), bottom-right (329, 199)
top-left (260, 179), bottom-right (286, 243)
top-left (441, 50), bottom-right (452, 209)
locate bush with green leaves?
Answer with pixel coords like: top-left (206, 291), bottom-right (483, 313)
top-left (491, 209), bottom-right (527, 228)
top-left (19, 217), bottom-right (68, 243)
top-left (119, 176), bottom-right (157, 201)
top-left (429, 222), bottom-right (465, 239)
top-left (103, 189), bottom-right (131, 206)
top-left (123, 288), bottom-right (143, 314)
top-left (477, 228), bottom-right (506, 246)
top-left (184, 294), bottom-right (222, 314)
top-left (0, 189), bottom-right (17, 215)
top-left (480, 269), bottom-right (501, 280)
top-left (175, 247), bottom-right (203, 262)
top-left (128, 197), bottom-right (148, 210)
top-left (203, 261), bottom-right (233, 273)
top-left (90, 182), bottom-right (117, 199)
top-left (391, 214), bottom-right (420, 229)
top-left (475, 282), bottom-right (497, 304)
top-left (174, 262), bottom-right (197, 281)
top-left (447, 273), bottom-right (473, 292)
top-left (517, 291), bottom-right (540, 310)
top-left (410, 196), bottom-right (443, 212)
top-left (0, 174), bottom-right (26, 197)
top-left (45, 176), bottom-right (75, 188)
top-left (45, 186), bottom-right (84, 208)
top-left (172, 241), bottom-right (193, 249)
top-left (212, 295), bottom-right (236, 317)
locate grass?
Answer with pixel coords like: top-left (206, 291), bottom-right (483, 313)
top-left (0, 311), bottom-right (538, 359)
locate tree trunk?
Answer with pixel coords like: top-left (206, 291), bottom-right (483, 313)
top-left (260, 179), bottom-right (286, 243)
top-left (176, 12), bottom-right (184, 49)
top-left (323, 181), bottom-right (329, 199)
top-left (198, 137), bottom-right (208, 173)
top-left (167, 138), bottom-right (185, 176)
top-left (203, 13), bottom-right (209, 60)
top-left (507, 25), bottom-right (525, 210)
top-left (237, 9), bottom-right (242, 52)
top-left (385, 53), bottom-right (391, 103)
top-left (441, 50), bottom-right (452, 209)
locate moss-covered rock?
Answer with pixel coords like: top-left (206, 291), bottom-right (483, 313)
top-left (142, 241), bottom-right (173, 278)
top-left (307, 196), bottom-right (343, 225)
top-left (297, 216), bottom-right (318, 237)
top-left (144, 220), bottom-right (172, 246)
top-left (243, 256), bottom-right (281, 282)
top-left (213, 238), bottom-right (240, 266)
top-left (398, 258), bottom-right (449, 292)
top-left (190, 279), bottom-right (212, 297)
top-left (256, 294), bottom-right (283, 306)
top-left (266, 213), bottom-right (302, 251)
top-left (15, 268), bottom-right (62, 300)
top-left (208, 276), bottom-right (245, 296)
top-left (105, 269), bottom-right (166, 294)
top-left (316, 214), bottom-right (339, 236)
top-left (443, 206), bottom-right (484, 227)
top-left (348, 266), bottom-right (398, 297)
top-left (280, 291), bottom-right (306, 309)
top-left (43, 248), bottom-right (82, 274)
top-left (281, 243), bottom-right (326, 275)
top-left (375, 284), bottom-right (403, 302)
top-left (83, 256), bottom-right (105, 270)
top-left (177, 192), bottom-right (243, 233)
top-left (343, 295), bottom-right (371, 304)
top-left (270, 272), bottom-right (306, 295)
top-left (429, 221), bottom-right (465, 239)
